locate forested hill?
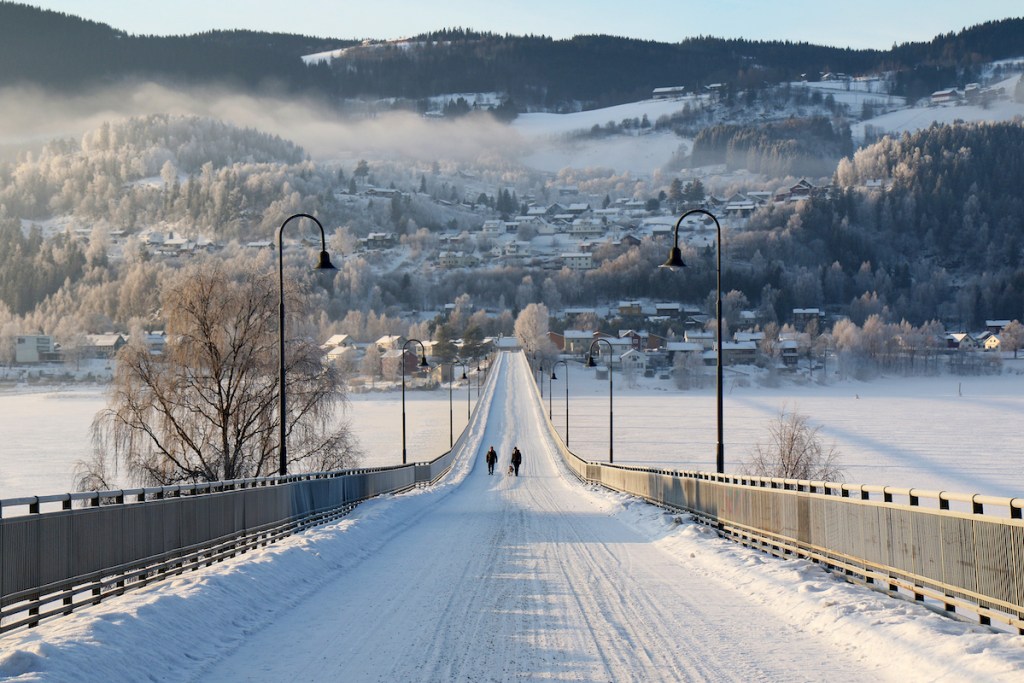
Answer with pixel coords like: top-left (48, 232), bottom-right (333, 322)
top-left (1, 2), bottom-right (1023, 108)
top-left (0, 2), bottom-right (345, 92)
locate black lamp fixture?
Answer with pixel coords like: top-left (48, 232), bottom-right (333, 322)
top-left (660, 208), bottom-right (725, 474)
top-left (401, 338), bottom-right (429, 465)
top-left (277, 213), bottom-right (336, 477)
top-left (587, 338), bottom-right (614, 464)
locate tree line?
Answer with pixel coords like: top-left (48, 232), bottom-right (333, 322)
top-left (3, 4), bottom-right (1024, 110)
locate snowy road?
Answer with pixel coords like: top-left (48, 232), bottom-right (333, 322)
top-left (194, 351), bottom-right (885, 682)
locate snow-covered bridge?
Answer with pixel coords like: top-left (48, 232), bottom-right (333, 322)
top-left (2, 351), bottom-right (1023, 680)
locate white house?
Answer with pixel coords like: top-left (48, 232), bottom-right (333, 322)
top-left (15, 335), bottom-right (56, 364)
top-left (620, 348), bottom-right (648, 374)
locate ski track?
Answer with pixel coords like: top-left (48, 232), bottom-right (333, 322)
top-left (190, 352), bottom-right (893, 682)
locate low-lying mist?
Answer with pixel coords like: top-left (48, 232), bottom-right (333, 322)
top-left (0, 81), bottom-right (528, 166)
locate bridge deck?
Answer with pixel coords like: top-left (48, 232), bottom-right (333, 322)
top-left (196, 351), bottom-right (879, 681)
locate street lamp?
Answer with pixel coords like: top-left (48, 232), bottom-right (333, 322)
top-left (587, 338), bottom-right (614, 463)
top-left (660, 208), bottom-right (725, 474)
top-left (277, 213), bottom-right (336, 476)
top-left (447, 359), bottom-right (468, 448)
top-left (551, 360), bottom-right (569, 445)
top-left (476, 356), bottom-right (489, 401)
top-left (401, 338), bottom-right (429, 465)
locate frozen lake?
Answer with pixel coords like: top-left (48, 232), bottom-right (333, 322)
top-left (2, 368), bottom-right (1023, 500)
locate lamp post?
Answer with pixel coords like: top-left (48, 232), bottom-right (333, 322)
top-left (401, 338), bottom-right (429, 465)
top-left (587, 338), bottom-right (614, 463)
top-left (476, 356), bottom-right (489, 400)
top-left (538, 360), bottom-right (544, 399)
top-left (277, 213), bottom-right (336, 477)
top-left (551, 360), bottom-right (569, 445)
top-left (660, 208), bottom-right (725, 474)
top-left (448, 359), bottom-right (468, 447)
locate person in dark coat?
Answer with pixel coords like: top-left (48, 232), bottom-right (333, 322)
top-left (510, 446), bottom-right (522, 476)
top-left (485, 446), bottom-right (498, 475)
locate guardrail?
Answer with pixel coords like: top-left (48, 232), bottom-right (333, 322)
top-left (0, 356), bottom-right (492, 635)
top-left (542, 393), bottom-right (1024, 634)
top-left (1, 446), bottom-right (473, 635)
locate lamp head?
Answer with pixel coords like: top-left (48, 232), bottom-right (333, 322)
top-left (586, 354), bottom-right (597, 368)
top-left (550, 370), bottom-right (557, 380)
top-left (316, 250), bottom-right (336, 270)
top-left (660, 246), bottom-right (686, 271)
top-left (418, 354), bottom-right (430, 368)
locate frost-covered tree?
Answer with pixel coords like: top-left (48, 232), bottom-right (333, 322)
top-left (514, 302), bottom-right (551, 355)
top-left (83, 259), bottom-right (360, 488)
top-left (745, 408), bottom-right (843, 481)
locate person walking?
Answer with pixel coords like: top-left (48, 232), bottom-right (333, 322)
top-left (485, 446), bottom-right (498, 475)
top-left (510, 446), bottom-right (522, 476)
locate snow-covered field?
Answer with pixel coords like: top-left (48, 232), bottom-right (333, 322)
top-left (3, 352), bottom-right (1024, 682)
top-left (849, 73), bottom-right (1024, 142)
top-left (3, 364), bottom-right (1023, 501)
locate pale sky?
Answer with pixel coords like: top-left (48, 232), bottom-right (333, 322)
top-left (20, 1), bottom-right (1024, 50)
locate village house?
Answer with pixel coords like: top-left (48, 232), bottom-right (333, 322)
top-left (721, 340), bottom-right (758, 365)
top-left (568, 218), bottom-right (605, 238)
top-left (663, 341), bottom-right (704, 364)
top-left (14, 334), bottom-right (60, 364)
top-left (946, 332), bottom-right (978, 350)
top-left (684, 329), bottom-right (715, 350)
top-left (375, 335), bottom-right (405, 353)
top-left (780, 339), bottom-right (801, 366)
top-left (930, 89), bottom-right (960, 105)
top-left (360, 232), bottom-right (397, 250)
top-left (617, 301), bottom-right (643, 317)
top-left (560, 252), bottom-right (593, 271)
top-left (619, 348), bottom-right (648, 374)
top-left (562, 330), bottom-right (597, 355)
top-left (986, 320), bottom-right (1012, 334)
top-left (86, 333), bottom-right (126, 359)
top-left (652, 85), bottom-right (687, 99)
top-left (438, 250), bottom-right (476, 268)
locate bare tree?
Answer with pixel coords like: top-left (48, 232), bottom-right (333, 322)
top-left (745, 408), bottom-right (843, 481)
top-left (83, 260), bottom-right (360, 488)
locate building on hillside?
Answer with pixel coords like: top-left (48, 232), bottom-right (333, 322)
top-left (986, 320), bottom-right (1012, 334)
top-left (86, 334), bottom-right (126, 359)
top-left (322, 334), bottom-right (352, 350)
top-left (375, 335), bottom-right (405, 353)
top-left (652, 85), bottom-right (687, 99)
top-left (15, 335), bottom-right (59, 364)
top-left (617, 301), bottom-right (643, 317)
top-left (792, 308), bottom-right (825, 330)
top-left (560, 252), bottom-right (593, 271)
top-left (930, 89), bottom-right (960, 105)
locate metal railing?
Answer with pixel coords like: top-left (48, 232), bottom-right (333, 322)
top-left (0, 465), bottom-right (423, 633)
top-left (0, 355), bottom-right (492, 634)
top-left (546, 412), bottom-right (1024, 633)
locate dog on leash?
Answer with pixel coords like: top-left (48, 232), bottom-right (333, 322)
top-left (507, 464), bottom-right (515, 476)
